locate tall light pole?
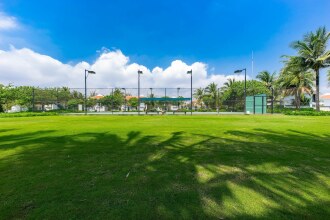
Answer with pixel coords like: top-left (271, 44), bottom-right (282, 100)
top-left (138, 70), bottom-right (143, 115)
top-left (234, 68), bottom-right (246, 113)
top-left (121, 88), bottom-right (127, 111)
top-left (271, 86), bottom-right (274, 114)
top-left (217, 87), bottom-right (220, 114)
top-left (187, 70), bottom-right (192, 115)
top-left (84, 69), bottom-right (96, 115)
top-left (177, 87), bottom-right (180, 108)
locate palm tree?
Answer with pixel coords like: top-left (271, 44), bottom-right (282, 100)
top-left (193, 88), bottom-right (205, 108)
top-left (222, 78), bottom-right (236, 92)
top-left (256, 71), bottom-right (277, 89)
top-left (205, 82), bottom-right (218, 109)
top-left (256, 71), bottom-right (278, 103)
top-left (279, 57), bottom-right (314, 109)
top-left (289, 26), bottom-right (330, 111)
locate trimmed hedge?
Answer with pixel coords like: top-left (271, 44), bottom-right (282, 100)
top-left (284, 110), bottom-right (330, 116)
top-left (0, 112), bottom-right (59, 118)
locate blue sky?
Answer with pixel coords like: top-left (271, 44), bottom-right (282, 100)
top-left (0, 0), bottom-right (330, 89)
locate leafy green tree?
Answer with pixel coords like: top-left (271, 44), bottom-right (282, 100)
top-left (288, 26), bottom-right (330, 111)
top-left (0, 84), bottom-right (16, 111)
top-left (0, 85), bottom-right (34, 111)
top-left (0, 84), bottom-right (4, 112)
top-left (67, 99), bottom-right (83, 111)
top-left (66, 89), bottom-right (84, 111)
top-left (71, 90), bottom-right (84, 99)
top-left (33, 87), bottom-right (59, 110)
top-left (99, 89), bottom-right (124, 110)
top-left (202, 94), bottom-right (212, 109)
top-left (87, 98), bottom-right (97, 108)
top-left (57, 87), bottom-right (71, 108)
top-left (128, 97), bottom-right (138, 109)
top-left (220, 80), bottom-right (270, 111)
top-left (112, 89), bottom-right (125, 110)
top-left (14, 86), bottom-right (34, 109)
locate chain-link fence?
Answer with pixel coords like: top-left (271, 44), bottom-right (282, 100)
top-left (1, 86), bottom-right (282, 114)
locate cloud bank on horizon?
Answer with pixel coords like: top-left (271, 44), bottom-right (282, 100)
top-left (0, 47), bottom-right (246, 89)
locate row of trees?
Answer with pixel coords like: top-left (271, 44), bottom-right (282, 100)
top-left (97, 89), bottom-right (138, 110)
top-left (0, 85), bottom-right (83, 111)
top-left (0, 85), bottom-right (135, 112)
top-left (0, 85), bottom-right (141, 112)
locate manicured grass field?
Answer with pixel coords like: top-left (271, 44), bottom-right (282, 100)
top-left (0, 115), bottom-right (329, 219)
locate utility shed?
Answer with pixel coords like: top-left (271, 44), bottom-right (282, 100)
top-left (246, 94), bottom-right (267, 114)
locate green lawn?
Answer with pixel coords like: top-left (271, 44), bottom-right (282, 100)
top-left (0, 115), bottom-right (329, 219)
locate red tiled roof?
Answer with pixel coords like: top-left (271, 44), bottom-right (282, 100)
top-left (91, 94), bottom-right (104, 100)
top-left (321, 94), bottom-right (330, 99)
top-left (125, 96), bottom-right (137, 101)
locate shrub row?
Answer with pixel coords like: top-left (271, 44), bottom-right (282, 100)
top-left (0, 112), bottom-right (59, 118)
top-left (284, 110), bottom-right (330, 116)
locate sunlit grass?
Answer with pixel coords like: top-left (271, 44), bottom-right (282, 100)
top-left (0, 115), bottom-right (329, 219)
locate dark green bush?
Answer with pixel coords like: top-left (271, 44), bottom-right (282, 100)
top-left (0, 112), bottom-right (59, 118)
top-left (284, 110), bottom-right (330, 116)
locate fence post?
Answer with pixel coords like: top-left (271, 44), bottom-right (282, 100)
top-left (164, 88), bottom-right (167, 111)
top-left (32, 87), bottom-right (35, 112)
top-left (111, 88), bottom-right (114, 114)
top-left (217, 88), bottom-right (220, 115)
top-left (262, 96), bottom-right (264, 114)
top-left (253, 96), bottom-right (255, 114)
top-left (56, 88), bottom-right (59, 110)
top-left (271, 88), bottom-right (274, 114)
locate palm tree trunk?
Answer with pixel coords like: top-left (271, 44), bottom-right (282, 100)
top-left (294, 91), bottom-right (298, 110)
top-left (297, 91), bottom-right (301, 109)
top-left (315, 69), bottom-right (320, 111)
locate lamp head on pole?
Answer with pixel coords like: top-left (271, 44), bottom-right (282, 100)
top-left (86, 69), bottom-right (96, 74)
top-left (85, 69), bottom-right (96, 78)
top-left (187, 70), bottom-right (192, 74)
top-left (138, 70), bottom-right (143, 74)
top-left (234, 69), bottom-right (243, 74)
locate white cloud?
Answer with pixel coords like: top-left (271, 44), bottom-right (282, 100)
top-left (0, 47), bottom-right (247, 91)
top-left (2, 47), bottom-right (329, 95)
top-left (0, 12), bottom-right (19, 30)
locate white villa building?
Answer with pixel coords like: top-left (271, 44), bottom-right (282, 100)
top-left (320, 93), bottom-right (330, 111)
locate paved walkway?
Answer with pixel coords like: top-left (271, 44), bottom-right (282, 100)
top-left (64, 111), bottom-right (245, 116)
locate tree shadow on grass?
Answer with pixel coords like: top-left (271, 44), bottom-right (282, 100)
top-left (0, 130), bottom-right (57, 151)
top-left (0, 128), bottom-right (17, 133)
top-left (0, 128), bottom-right (329, 219)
